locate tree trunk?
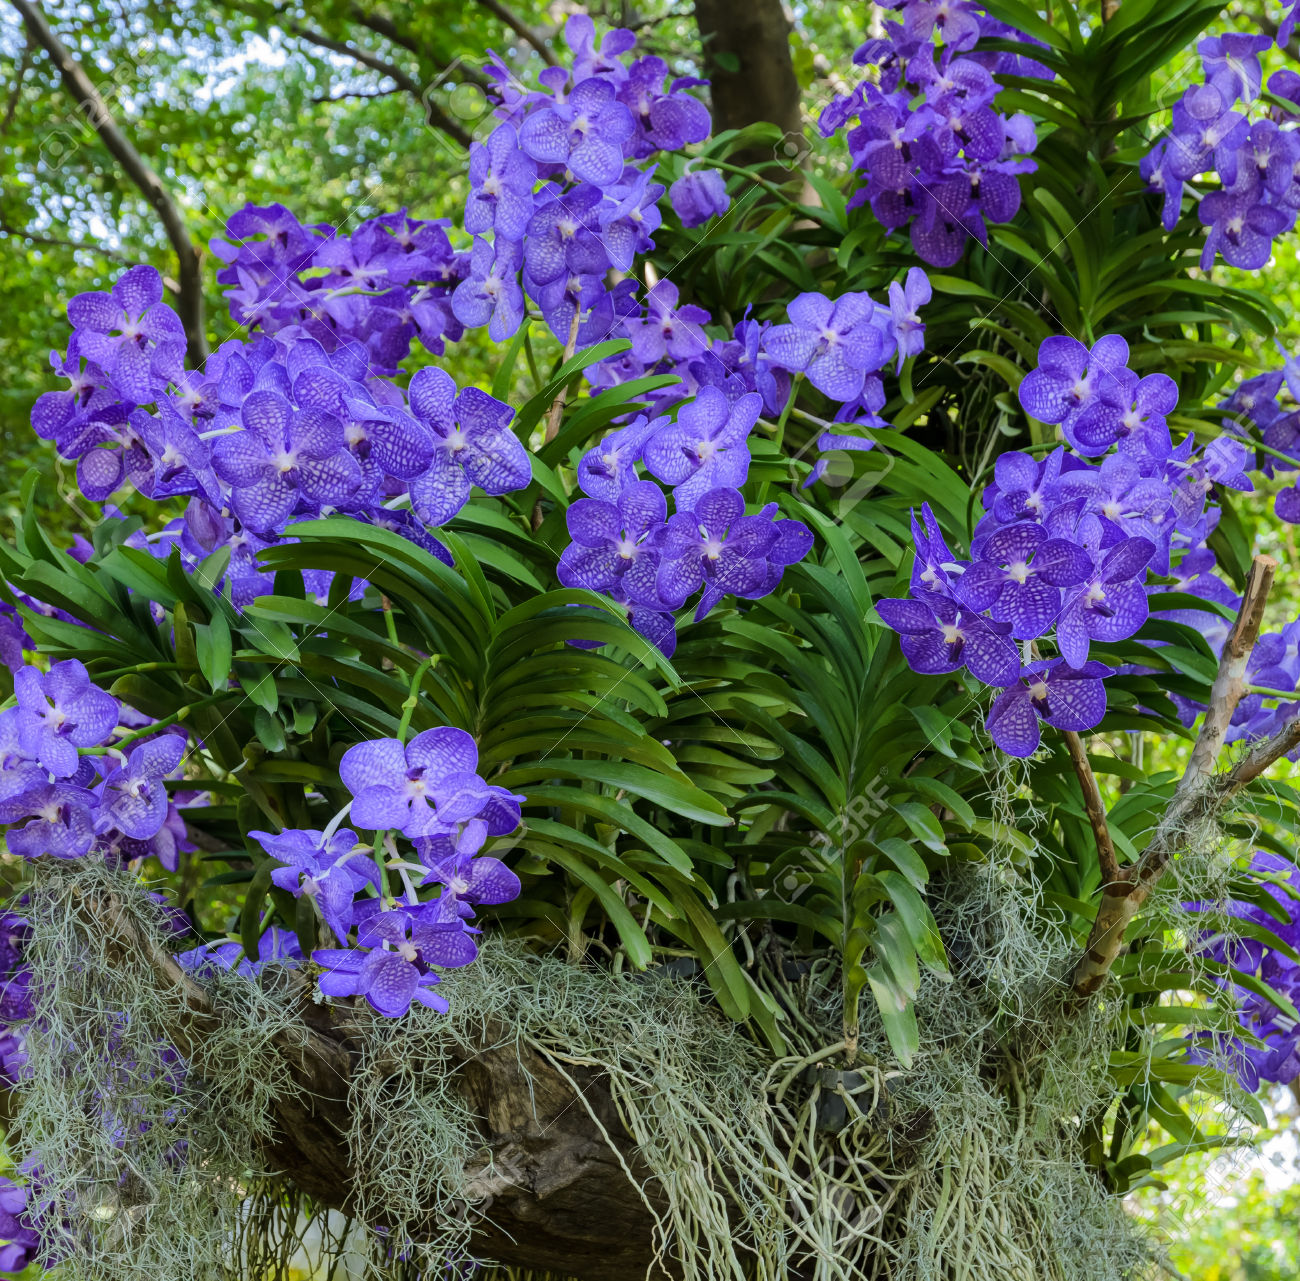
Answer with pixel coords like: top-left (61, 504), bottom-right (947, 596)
top-left (66, 878), bottom-right (677, 1280)
top-left (693, 0), bottom-right (802, 161)
top-left (9, 0), bottom-right (208, 363)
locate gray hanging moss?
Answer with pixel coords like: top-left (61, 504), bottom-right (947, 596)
top-left (13, 858), bottom-right (304, 1281)
top-left (20, 845), bottom-right (1254, 1281)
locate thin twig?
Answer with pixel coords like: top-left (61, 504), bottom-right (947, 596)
top-left (1061, 729), bottom-right (1122, 888)
top-left (1071, 554), bottom-right (1278, 997)
top-left (223, 0), bottom-right (471, 147)
top-left (1, 32), bottom-right (31, 136)
top-left (0, 219), bottom-right (173, 278)
top-left (476, 0), bottom-right (558, 65)
top-left (310, 86), bottom-right (404, 103)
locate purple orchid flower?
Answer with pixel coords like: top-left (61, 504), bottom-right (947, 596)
top-left (957, 523), bottom-right (1092, 639)
top-left (558, 480), bottom-right (668, 606)
top-left (577, 414), bottom-right (666, 501)
top-left (985, 659), bottom-right (1111, 757)
top-left (764, 291), bottom-right (892, 403)
top-left (656, 486), bottom-right (812, 619)
top-left (415, 820), bottom-right (522, 918)
top-left (618, 55), bottom-right (711, 154)
top-left (313, 902), bottom-right (479, 1017)
top-left (887, 267), bottom-right (931, 372)
top-left (518, 76), bottom-right (636, 186)
top-left (876, 594), bottom-right (1020, 686)
top-left (6, 782), bottom-right (98, 859)
top-left (451, 236), bottom-right (526, 342)
top-left (254, 826), bottom-right (381, 940)
top-left (1018, 334), bottom-right (1131, 432)
top-left (1055, 533), bottom-right (1155, 668)
top-left (523, 183), bottom-right (610, 286)
top-left (600, 167), bottom-right (665, 269)
top-left (96, 733), bottom-right (188, 840)
top-left (406, 367), bottom-right (531, 525)
top-left (465, 123), bottom-right (537, 241)
top-left (669, 168), bottom-right (730, 229)
top-left (66, 265), bottom-right (186, 403)
top-left (623, 279), bottom-right (710, 365)
top-left (212, 389), bottom-right (362, 534)
top-left (13, 660), bottom-right (119, 778)
top-left (340, 727), bottom-right (522, 840)
top-left (642, 387), bottom-right (760, 511)
top-left (1198, 188), bottom-right (1291, 270)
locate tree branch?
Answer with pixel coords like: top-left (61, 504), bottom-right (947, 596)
top-left (346, 2), bottom-right (491, 85)
top-left (474, 0), bottom-right (559, 66)
top-left (224, 2), bottom-right (471, 148)
top-left (55, 873), bottom-right (671, 1281)
top-left (1, 32), bottom-right (31, 137)
top-left (9, 0), bottom-right (207, 362)
top-left (310, 86), bottom-right (404, 103)
top-left (1061, 729), bottom-right (1122, 888)
top-left (1071, 554), bottom-right (1278, 998)
top-left (0, 219), bottom-right (180, 288)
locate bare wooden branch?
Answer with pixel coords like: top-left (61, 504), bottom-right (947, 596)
top-left (475, 0), bottom-right (559, 66)
top-left (310, 86), bottom-right (404, 103)
top-left (1, 32), bottom-right (31, 136)
top-left (1061, 729), bottom-right (1123, 889)
top-left (1071, 555), bottom-right (1278, 997)
top-left (9, 0), bottom-right (207, 361)
top-left (64, 876), bottom-right (671, 1280)
top-left (1221, 710), bottom-right (1300, 793)
top-left (347, 2), bottom-right (492, 86)
top-left (1184, 555), bottom-right (1276, 789)
top-left (0, 219), bottom-right (173, 281)
top-left (222, 1), bottom-right (471, 146)
top-left (544, 304), bottom-right (583, 444)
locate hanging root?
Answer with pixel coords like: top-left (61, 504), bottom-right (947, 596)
top-left (10, 831), bottom-right (1263, 1281)
top-left (13, 858), bottom-right (304, 1281)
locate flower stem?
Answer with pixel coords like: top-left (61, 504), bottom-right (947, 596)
top-left (1248, 685), bottom-right (1299, 701)
top-left (80, 690), bottom-right (234, 754)
top-left (397, 656), bottom-right (437, 743)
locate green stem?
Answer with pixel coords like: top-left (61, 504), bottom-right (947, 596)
top-left (1248, 685), bottom-right (1299, 701)
top-left (773, 373), bottom-right (803, 455)
top-left (81, 690), bottom-right (234, 754)
top-left (397, 656), bottom-right (437, 743)
top-left (1252, 437), bottom-right (1300, 469)
top-left (93, 660), bottom-right (184, 681)
top-left (523, 326), bottom-right (542, 391)
top-left (705, 157), bottom-right (811, 207)
top-left (381, 594), bottom-right (400, 646)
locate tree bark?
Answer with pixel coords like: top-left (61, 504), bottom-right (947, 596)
top-left (9, 0), bottom-right (208, 363)
top-left (693, 0), bottom-right (802, 156)
top-left (74, 878), bottom-right (674, 1280)
top-left (1071, 555), bottom-right (1279, 998)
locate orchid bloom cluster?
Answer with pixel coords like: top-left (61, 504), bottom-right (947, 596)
top-left (817, 0), bottom-right (1048, 267)
top-left (560, 389), bottom-right (814, 656)
top-left (1222, 352), bottom-right (1300, 527)
top-left (259, 726), bottom-right (524, 1018)
top-left (0, 660), bottom-right (193, 867)
top-left (878, 332), bottom-right (1261, 756)
top-left (1187, 851), bottom-right (1300, 1091)
top-left (1142, 28), bottom-right (1300, 270)
top-left (458, 13), bottom-right (723, 345)
top-left (31, 259), bottom-right (530, 608)
top-left (212, 205), bottom-right (467, 376)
